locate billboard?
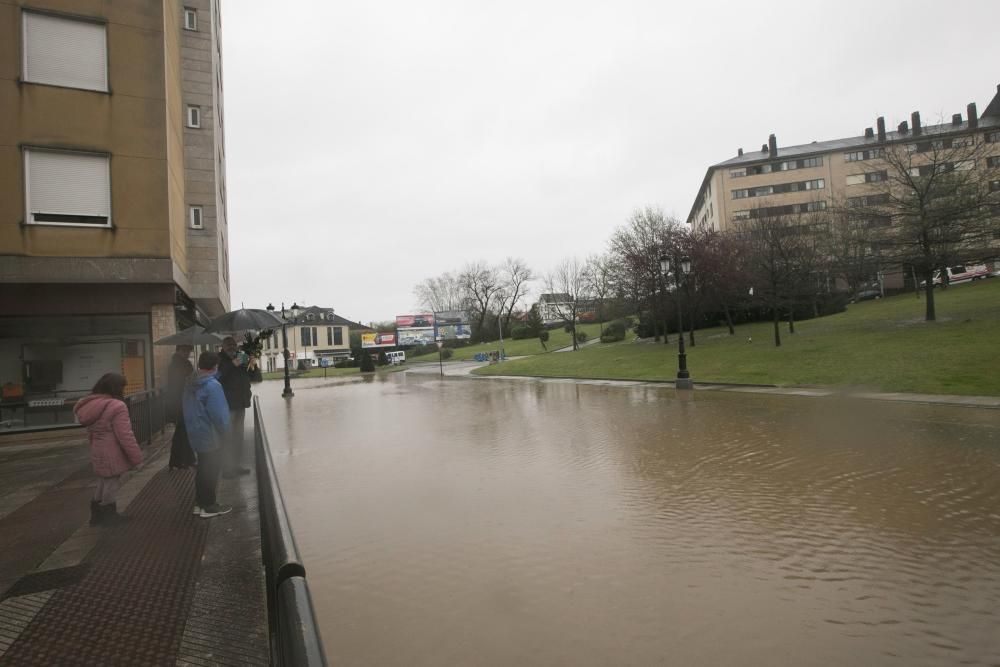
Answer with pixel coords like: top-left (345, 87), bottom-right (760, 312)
top-left (396, 314), bottom-right (436, 346)
top-left (434, 310), bottom-right (472, 340)
top-left (362, 332), bottom-right (397, 348)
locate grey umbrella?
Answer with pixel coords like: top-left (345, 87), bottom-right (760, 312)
top-left (154, 325), bottom-right (224, 346)
top-left (203, 308), bottom-right (284, 334)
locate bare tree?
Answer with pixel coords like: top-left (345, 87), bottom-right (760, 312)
top-left (738, 207), bottom-right (813, 347)
top-left (413, 271), bottom-right (465, 312)
top-left (819, 199), bottom-right (884, 299)
top-left (584, 253), bottom-right (614, 334)
top-left (849, 132), bottom-right (1000, 321)
top-left (545, 257), bottom-right (589, 350)
top-left (459, 261), bottom-right (502, 342)
top-left (499, 257), bottom-right (533, 336)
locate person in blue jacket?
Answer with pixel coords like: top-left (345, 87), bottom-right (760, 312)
top-left (183, 351), bottom-right (232, 518)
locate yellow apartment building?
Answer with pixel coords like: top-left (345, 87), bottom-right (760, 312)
top-left (0, 0), bottom-right (229, 423)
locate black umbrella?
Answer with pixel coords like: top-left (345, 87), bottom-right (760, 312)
top-left (203, 308), bottom-right (284, 334)
top-left (154, 325), bottom-right (224, 346)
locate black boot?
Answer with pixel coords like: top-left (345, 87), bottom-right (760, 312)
top-left (100, 502), bottom-right (129, 526)
top-left (89, 500), bottom-right (102, 526)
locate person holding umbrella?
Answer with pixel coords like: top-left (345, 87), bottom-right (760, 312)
top-left (167, 345), bottom-right (196, 469)
top-left (218, 335), bottom-right (262, 477)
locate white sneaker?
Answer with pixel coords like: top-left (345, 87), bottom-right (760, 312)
top-left (199, 504), bottom-right (233, 518)
top-left (192, 506), bottom-right (201, 515)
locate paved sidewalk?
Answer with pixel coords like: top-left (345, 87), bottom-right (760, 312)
top-left (0, 427), bottom-right (269, 665)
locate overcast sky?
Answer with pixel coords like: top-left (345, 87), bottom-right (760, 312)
top-left (222, 0), bottom-right (1000, 324)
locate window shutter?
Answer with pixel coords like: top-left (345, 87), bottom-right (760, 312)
top-left (23, 12), bottom-right (108, 92)
top-left (26, 150), bottom-right (111, 224)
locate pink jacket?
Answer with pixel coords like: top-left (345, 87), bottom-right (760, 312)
top-left (74, 394), bottom-right (144, 478)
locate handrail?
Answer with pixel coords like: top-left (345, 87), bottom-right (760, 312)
top-left (253, 396), bottom-right (328, 666)
top-left (124, 388), bottom-right (166, 446)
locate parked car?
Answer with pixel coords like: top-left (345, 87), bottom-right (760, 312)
top-left (920, 264), bottom-right (990, 287)
top-left (851, 288), bottom-right (881, 302)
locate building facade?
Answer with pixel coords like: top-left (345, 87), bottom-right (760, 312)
top-left (0, 0), bottom-right (230, 418)
top-left (687, 87), bottom-right (1000, 248)
top-left (261, 306), bottom-right (367, 372)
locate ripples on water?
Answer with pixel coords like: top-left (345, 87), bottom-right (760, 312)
top-left (261, 374), bottom-right (1000, 666)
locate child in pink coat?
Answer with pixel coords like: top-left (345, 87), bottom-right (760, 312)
top-left (73, 373), bottom-right (144, 525)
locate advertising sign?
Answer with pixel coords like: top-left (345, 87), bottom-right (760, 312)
top-left (434, 310), bottom-right (472, 340)
top-left (396, 314), bottom-right (436, 346)
top-left (362, 332), bottom-right (397, 348)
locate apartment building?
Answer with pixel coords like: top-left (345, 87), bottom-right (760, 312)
top-left (0, 0), bottom-right (230, 420)
top-left (687, 86), bottom-right (1000, 247)
top-left (261, 306), bottom-right (369, 372)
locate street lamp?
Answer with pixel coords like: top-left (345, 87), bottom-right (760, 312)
top-left (659, 254), bottom-right (693, 390)
top-left (267, 301), bottom-right (300, 398)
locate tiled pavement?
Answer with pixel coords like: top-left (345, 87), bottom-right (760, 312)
top-left (0, 427), bottom-right (269, 665)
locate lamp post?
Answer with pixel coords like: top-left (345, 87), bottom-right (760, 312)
top-left (267, 301), bottom-right (300, 398)
top-left (659, 254), bottom-right (693, 390)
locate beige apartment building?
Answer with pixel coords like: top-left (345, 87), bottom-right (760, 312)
top-left (687, 85), bottom-right (1000, 287)
top-left (0, 0), bottom-right (229, 422)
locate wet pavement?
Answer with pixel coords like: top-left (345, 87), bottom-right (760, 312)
top-left (0, 427), bottom-right (268, 665)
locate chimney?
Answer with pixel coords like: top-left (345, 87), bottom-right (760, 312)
top-left (768, 133), bottom-right (778, 157)
top-left (911, 111), bottom-right (921, 135)
top-left (864, 127), bottom-right (874, 139)
top-left (952, 113), bottom-right (963, 126)
top-left (761, 143), bottom-right (768, 153)
top-left (898, 121), bottom-right (909, 134)
top-left (737, 148), bottom-right (743, 156)
top-left (876, 116), bottom-right (886, 142)
top-left (968, 102), bottom-right (979, 129)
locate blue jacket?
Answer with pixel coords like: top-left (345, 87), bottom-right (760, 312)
top-left (182, 372), bottom-right (230, 453)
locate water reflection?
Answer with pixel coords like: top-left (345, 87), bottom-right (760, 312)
top-left (260, 375), bottom-right (1000, 667)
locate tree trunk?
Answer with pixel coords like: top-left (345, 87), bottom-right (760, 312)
top-left (787, 309), bottom-right (795, 334)
top-left (773, 308), bottom-right (781, 347)
top-left (723, 303), bottom-right (735, 335)
top-left (688, 317), bottom-right (696, 347)
top-left (923, 270), bottom-right (936, 321)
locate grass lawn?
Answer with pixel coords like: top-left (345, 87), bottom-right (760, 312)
top-left (474, 280), bottom-right (1000, 396)
top-left (409, 322), bottom-right (606, 361)
top-left (261, 365), bottom-right (406, 381)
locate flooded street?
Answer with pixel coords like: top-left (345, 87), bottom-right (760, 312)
top-left (259, 374), bottom-right (1000, 666)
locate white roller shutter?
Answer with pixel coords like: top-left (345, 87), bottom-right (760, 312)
top-left (25, 149), bottom-right (111, 226)
top-left (22, 11), bottom-right (108, 92)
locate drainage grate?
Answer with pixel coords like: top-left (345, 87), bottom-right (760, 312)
top-left (2, 564), bottom-right (90, 599)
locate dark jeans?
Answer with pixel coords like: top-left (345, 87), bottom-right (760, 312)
top-left (224, 408), bottom-right (246, 472)
top-left (169, 419), bottom-right (196, 468)
top-left (195, 448), bottom-right (223, 508)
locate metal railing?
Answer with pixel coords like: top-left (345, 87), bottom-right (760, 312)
top-left (125, 389), bottom-right (166, 445)
top-left (253, 396), bottom-right (328, 666)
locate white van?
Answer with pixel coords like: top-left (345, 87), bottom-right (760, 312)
top-left (386, 351), bottom-right (406, 365)
top-left (931, 264), bottom-right (990, 286)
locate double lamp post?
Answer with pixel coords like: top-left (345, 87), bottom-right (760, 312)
top-left (266, 302), bottom-right (300, 399)
top-left (659, 254), bottom-right (693, 390)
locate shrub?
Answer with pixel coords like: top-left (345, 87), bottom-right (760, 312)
top-left (441, 348), bottom-right (454, 360)
top-left (377, 350), bottom-right (388, 366)
top-left (600, 318), bottom-right (627, 343)
top-left (563, 323), bottom-right (574, 333)
top-left (359, 352), bottom-right (376, 372)
top-left (576, 331), bottom-right (588, 343)
top-left (539, 330), bottom-right (550, 350)
top-left (510, 325), bottom-right (531, 340)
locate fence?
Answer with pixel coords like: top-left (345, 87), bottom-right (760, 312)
top-left (253, 396), bottom-right (328, 666)
top-left (124, 388), bottom-right (166, 445)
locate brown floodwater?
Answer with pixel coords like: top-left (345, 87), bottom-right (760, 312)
top-left (259, 373), bottom-right (1000, 666)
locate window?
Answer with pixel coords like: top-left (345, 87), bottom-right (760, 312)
top-left (334, 327), bottom-right (343, 346)
top-left (986, 132), bottom-right (1000, 144)
top-left (326, 327), bottom-right (333, 345)
top-left (729, 168), bottom-right (746, 178)
top-left (189, 205), bottom-right (203, 229)
top-left (987, 156), bottom-right (1000, 168)
top-left (845, 149), bottom-right (882, 162)
top-left (183, 8), bottom-right (197, 30)
top-left (848, 194), bottom-right (890, 208)
top-left (952, 136), bottom-right (975, 148)
top-left (732, 210), bottom-right (751, 220)
top-left (300, 328), bottom-right (310, 347)
top-left (186, 105), bottom-right (201, 128)
top-left (24, 149), bottom-right (111, 226)
top-left (22, 11), bottom-right (108, 92)
top-left (845, 174), bottom-right (866, 186)
top-left (311, 327), bottom-right (318, 346)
